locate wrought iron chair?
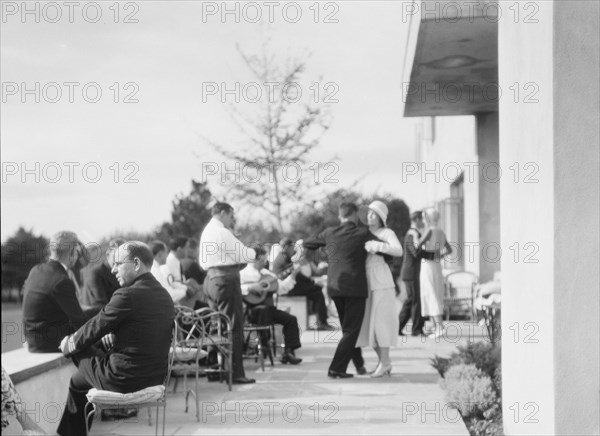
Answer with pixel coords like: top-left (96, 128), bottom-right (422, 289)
top-left (83, 321), bottom-right (177, 436)
top-left (194, 307), bottom-right (233, 392)
top-left (242, 303), bottom-right (277, 371)
top-left (171, 305), bottom-right (210, 421)
top-left (443, 271), bottom-right (479, 320)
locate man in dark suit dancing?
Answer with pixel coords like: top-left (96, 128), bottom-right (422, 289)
top-left (398, 211), bottom-right (433, 336)
top-left (56, 241), bottom-right (175, 436)
top-left (304, 202), bottom-right (374, 378)
top-left (22, 231), bottom-right (96, 353)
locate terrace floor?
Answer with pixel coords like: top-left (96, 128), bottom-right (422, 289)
top-left (91, 319), bottom-right (486, 435)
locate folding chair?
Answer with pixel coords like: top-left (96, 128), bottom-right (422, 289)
top-left (84, 321), bottom-right (176, 436)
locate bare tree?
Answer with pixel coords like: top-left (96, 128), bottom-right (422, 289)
top-left (201, 42), bottom-right (332, 232)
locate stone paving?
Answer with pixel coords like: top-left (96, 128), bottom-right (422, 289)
top-left (92, 320), bottom-right (486, 435)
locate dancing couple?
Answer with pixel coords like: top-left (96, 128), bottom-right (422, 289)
top-left (303, 200), bottom-right (405, 379)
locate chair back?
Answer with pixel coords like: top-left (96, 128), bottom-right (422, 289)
top-left (445, 271), bottom-right (478, 299)
top-left (164, 319), bottom-right (178, 389)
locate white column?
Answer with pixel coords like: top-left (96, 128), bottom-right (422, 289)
top-left (499, 1), bottom-right (599, 434)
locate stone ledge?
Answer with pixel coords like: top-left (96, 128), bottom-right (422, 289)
top-left (3, 347), bottom-right (73, 384)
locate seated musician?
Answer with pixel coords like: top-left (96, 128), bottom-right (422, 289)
top-left (239, 247), bottom-right (302, 365)
top-left (272, 240), bottom-right (334, 330)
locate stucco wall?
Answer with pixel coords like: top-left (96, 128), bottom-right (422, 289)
top-left (552, 1), bottom-right (600, 434)
top-left (476, 113), bottom-right (500, 283)
top-left (500, 1), bottom-right (600, 434)
top-left (415, 115), bottom-right (480, 277)
top-left (499, 2), bottom-right (556, 434)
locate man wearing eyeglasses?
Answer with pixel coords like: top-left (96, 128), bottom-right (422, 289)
top-left (22, 231), bottom-right (96, 353)
top-left (56, 241), bottom-right (175, 436)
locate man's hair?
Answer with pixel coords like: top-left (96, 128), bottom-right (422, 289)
top-left (106, 238), bottom-right (125, 255)
top-left (254, 247), bottom-right (267, 258)
top-left (338, 202), bottom-right (358, 218)
top-left (108, 238), bottom-right (124, 249)
top-left (122, 241), bottom-right (154, 267)
top-left (212, 202), bottom-right (233, 215)
top-left (279, 238), bottom-right (293, 248)
top-left (149, 240), bottom-right (167, 256)
top-left (48, 231), bottom-right (80, 261)
top-left (410, 210), bottom-right (423, 222)
top-left (187, 238), bottom-right (198, 250)
top-left (169, 236), bottom-right (188, 251)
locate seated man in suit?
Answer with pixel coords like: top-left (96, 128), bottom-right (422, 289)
top-left (163, 236), bottom-right (206, 309)
top-left (22, 231), bottom-right (96, 353)
top-left (150, 239), bottom-right (190, 304)
top-left (80, 239), bottom-right (124, 311)
top-left (240, 247), bottom-right (302, 365)
top-left (181, 238), bottom-right (207, 285)
top-left (56, 241), bottom-right (175, 436)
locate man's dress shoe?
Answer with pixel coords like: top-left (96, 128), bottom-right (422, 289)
top-left (356, 366), bottom-right (367, 375)
top-left (232, 377), bottom-right (256, 384)
top-left (328, 370), bottom-right (353, 379)
top-left (280, 351), bottom-right (302, 365)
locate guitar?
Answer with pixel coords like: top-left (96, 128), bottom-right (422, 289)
top-left (243, 275), bottom-right (279, 306)
top-left (243, 265), bottom-right (296, 306)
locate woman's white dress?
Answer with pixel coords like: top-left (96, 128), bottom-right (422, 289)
top-left (357, 227), bottom-right (403, 348)
top-left (420, 227), bottom-right (447, 317)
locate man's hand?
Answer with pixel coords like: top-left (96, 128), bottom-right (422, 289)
top-left (101, 333), bottom-right (115, 352)
top-left (248, 283), bottom-right (265, 292)
top-left (59, 334), bottom-right (75, 356)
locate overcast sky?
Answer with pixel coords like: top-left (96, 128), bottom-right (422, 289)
top-left (1, 1), bottom-right (426, 243)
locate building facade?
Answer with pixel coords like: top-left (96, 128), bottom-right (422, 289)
top-left (402, 1), bottom-right (599, 434)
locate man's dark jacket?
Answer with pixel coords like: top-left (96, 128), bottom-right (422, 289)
top-left (81, 262), bottom-right (121, 310)
top-left (22, 260), bottom-right (91, 352)
top-left (303, 221), bottom-right (375, 299)
top-left (400, 228), bottom-right (435, 281)
top-left (70, 272), bottom-right (175, 392)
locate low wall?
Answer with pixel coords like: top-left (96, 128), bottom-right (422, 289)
top-left (3, 348), bottom-right (77, 435)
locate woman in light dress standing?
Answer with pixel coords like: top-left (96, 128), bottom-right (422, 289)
top-left (357, 201), bottom-right (403, 378)
top-left (420, 208), bottom-right (453, 338)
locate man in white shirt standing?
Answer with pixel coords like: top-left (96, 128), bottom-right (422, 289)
top-left (199, 202), bottom-right (257, 384)
top-left (240, 247), bottom-right (302, 365)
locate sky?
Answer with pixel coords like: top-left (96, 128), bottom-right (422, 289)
top-left (1, 1), bottom-right (426, 243)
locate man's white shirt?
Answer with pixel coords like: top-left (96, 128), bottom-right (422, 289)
top-left (165, 251), bottom-right (184, 282)
top-left (151, 260), bottom-right (186, 303)
top-left (239, 265), bottom-right (296, 296)
top-left (199, 217), bottom-right (257, 270)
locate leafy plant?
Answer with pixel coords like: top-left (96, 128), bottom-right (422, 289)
top-left (431, 341), bottom-right (501, 379)
top-left (430, 355), bottom-right (451, 377)
top-left (441, 364), bottom-right (498, 418)
top-left (433, 342), bottom-right (504, 436)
